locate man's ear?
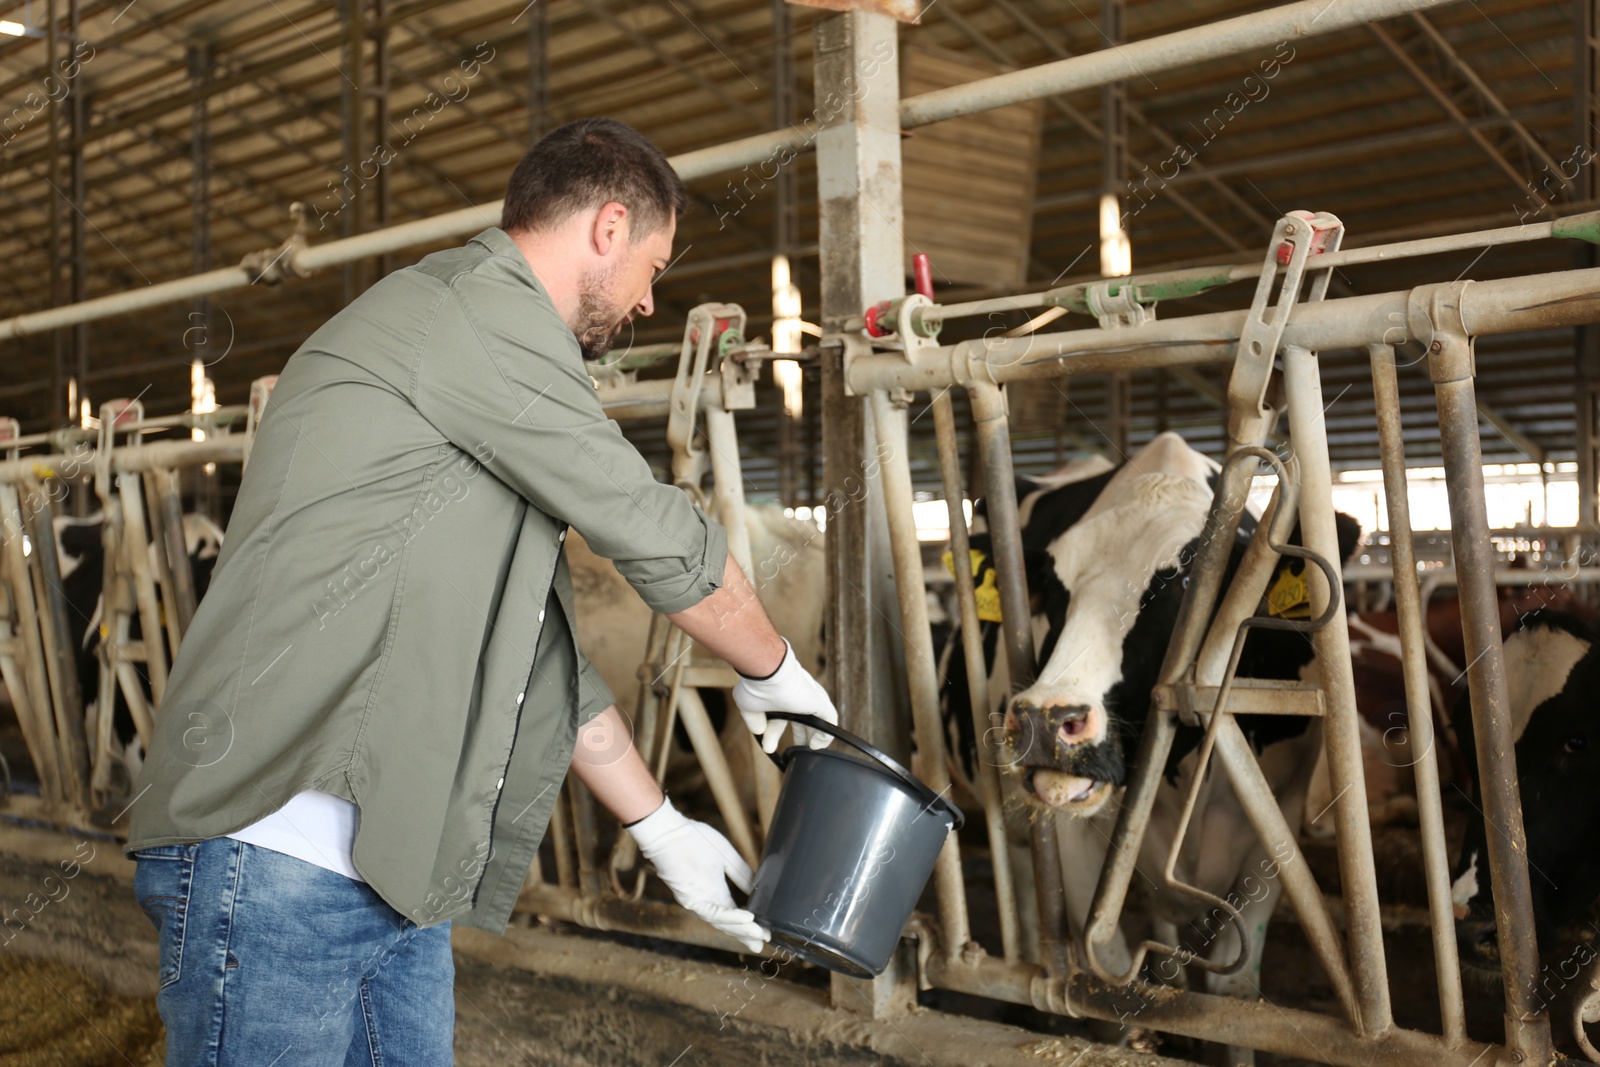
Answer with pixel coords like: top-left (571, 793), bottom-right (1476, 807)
top-left (591, 201), bottom-right (630, 256)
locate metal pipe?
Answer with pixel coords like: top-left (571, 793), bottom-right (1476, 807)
top-left (931, 387), bottom-right (1022, 962)
top-left (913, 948), bottom-right (1501, 1067)
top-left (1281, 342), bottom-right (1392, 1036)
top-left (1193, 489), bottom-right (1298, 687)
top-left (1431, 349), bottom-right (1552, 1063)
top-left (115, 472), bottom-right (169, 704)
top-left (705, 408), bottom-right (754, 575)
top-left (549, 787), bottom-right (576, 889)
top-left (899, 0), bottom-right (1457, 128)
top-left (921, 210), bottom-right (1600, 326)
top-left (22, 481), bottom-right (87, 805)
top-left (967, 382), bottom-right (1070, 978)
top-left (140, 470), bottom-right (184, 659)
top-left (703, 404), bottom-right (781, 831)
top-left (674, 687), bottom-right (761, 868)
top-left (0, 484), bottom-right (65, 802)
top-left (4, 0), bottom-right (1462, 345)
top-left (846, 267), bottom-right (1600, 393)
top-left (1367, 342), bottom-right (1467, 1044)
top-left (152, 467), bottom-right (199, 635)
top-left (569, 778), bottom-right (603, 897)
top-left (870, 389), bottom-right (971, 957)
top-left (1212, 714), bottom-right (1361, 1026)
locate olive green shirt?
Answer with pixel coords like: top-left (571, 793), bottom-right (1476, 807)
top-left (125, 226), bottom-right (728, 933)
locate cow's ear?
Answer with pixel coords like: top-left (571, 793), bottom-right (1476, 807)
top-left (59, 524), bottom-right (100, 556)
top-left (1333, 512), bottom-right (1363, 565)
top-left (1022, 546), bottom-right (1055, 588)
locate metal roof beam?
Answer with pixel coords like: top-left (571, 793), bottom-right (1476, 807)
top-left (1368, 21), bottom-right (1545, 207)
top-left (1407, 11), bottom-right (1570, 190)
top-left (570, 0), bottom-right (768, 131)
top-left (986, 0), bottom-right (1276, 237)
top-left (935, 1), bottom-right (1252, 259)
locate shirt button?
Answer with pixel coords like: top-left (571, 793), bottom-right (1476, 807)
top-left (538, 609), bottom-right (545, 622)
top-left (516, 692), bottom-right (524, 705)
top-left (496, 778), bottom-right (504, 790)
top-left (558, 529), bottom-right (566, 542)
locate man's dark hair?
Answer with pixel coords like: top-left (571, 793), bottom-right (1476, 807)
top-left (500, 118), bottom-right (686, 239)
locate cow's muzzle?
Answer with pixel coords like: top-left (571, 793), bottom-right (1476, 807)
top-left (1004, 699), bottom-right (1125, 810)
top-left (1007, 700), bottom-right (1095, 762)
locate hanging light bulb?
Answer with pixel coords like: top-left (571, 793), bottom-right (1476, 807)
top-left (191, 357), bottom-right (216, 442)
top-left (1099, 193), bottom-right (1132, 277)
top-left (771, 254), bottom-right (804, 419)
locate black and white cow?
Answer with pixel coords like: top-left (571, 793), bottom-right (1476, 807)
top-left (51, 511), bottom-right (224, 774)
top-left (1451, 609), bottom-right (1600, 975)
top-left (942, 432), bottom-right (1359, 1060)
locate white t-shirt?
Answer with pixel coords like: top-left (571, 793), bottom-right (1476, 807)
top-left (226, 790), bottom-right (364, 882)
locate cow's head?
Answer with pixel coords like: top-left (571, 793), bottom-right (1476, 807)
top-left (1452, 612), bottom-right (1600, 973)
top-left (1000, 469), bottom-right (1360, 819)
top-left (1001, 471), bottom-right (1218, 816)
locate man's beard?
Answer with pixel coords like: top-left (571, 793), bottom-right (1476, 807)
top-left (573, 266), bottom-right (627, 363)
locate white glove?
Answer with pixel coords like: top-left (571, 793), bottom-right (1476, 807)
top-left (731, 638), bottom-right (840, 754)
top-left (627, 797), bottom-right (769, 953)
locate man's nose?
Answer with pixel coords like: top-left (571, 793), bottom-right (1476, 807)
top-left (637, 287), bottom-right (655, 318)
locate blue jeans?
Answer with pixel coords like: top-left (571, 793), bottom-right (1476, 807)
top-left (133, 838), bottom-right (454, 1067)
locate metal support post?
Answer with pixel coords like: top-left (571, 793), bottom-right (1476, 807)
top-left (968, 382), bottom-right (1070, 979)
top-left (47, 0), bottom-right (64, 426)
top-left (932, 388), bottom-right (1022, 962)
top-left (341, 0), bottom-right (367, 303)
top-left (815, 10), bottom-right (906, 754)
top-left (704, 405), bottom-right (782, 830)
top-left (372, 0), bottom-right (392, 278)
top-left (870, 389), bottom-right (972, 958)
top-left (1416, 284), bottom-right (1553, 1065)
top-left (1368, 342), bottom-right (1467, 1043)
top-left (69, 19), bottom-right (88, 457)
top-left (774, 0), bottom-right (801, 508)
top-left (815, 10), bottom-right (914, 1016)
top-left (1576, 0), bottom-right (1599, 525)
top-left (1280, 342), bottom-right (1392, 1037)
top-left (527, 0), bottom-right (548, 143)
top-left (189, 42), bottom-right (213, 369)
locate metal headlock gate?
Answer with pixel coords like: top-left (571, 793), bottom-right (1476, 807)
top-left (835, 209), bottom-right (1600, 1067)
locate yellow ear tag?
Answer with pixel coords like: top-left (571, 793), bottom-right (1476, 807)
top-left (1266, 566), bottom-right (1311, 620)
top-left (942, 549), bottom-right (1004, 624)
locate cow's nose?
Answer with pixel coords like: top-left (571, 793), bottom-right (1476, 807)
top-left (1004, 698), bottom-right (1032, 735)
top-left (1055, 704), bottom-right (1093, 740)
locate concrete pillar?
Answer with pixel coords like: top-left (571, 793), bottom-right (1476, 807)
top-left (814, 9), bottom-right (915, 1019)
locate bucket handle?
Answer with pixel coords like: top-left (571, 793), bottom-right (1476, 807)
top-left (761, 712), bottom-right (964, 830)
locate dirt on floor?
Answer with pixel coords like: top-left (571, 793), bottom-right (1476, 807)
top-left (0, 954), bottom-right (163, 1067)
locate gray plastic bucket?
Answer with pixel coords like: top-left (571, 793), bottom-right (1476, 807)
top-left (746, 712), bottom-right (964, 978)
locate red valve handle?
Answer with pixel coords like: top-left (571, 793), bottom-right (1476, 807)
top-left (913, 252), bottom-right (934, 300)
top-left (864, 301), bottom-right (891, 338)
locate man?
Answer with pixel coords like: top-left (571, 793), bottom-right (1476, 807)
top-left (126, 118), bottom-right (838, 1066)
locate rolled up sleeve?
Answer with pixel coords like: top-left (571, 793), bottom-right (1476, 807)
top-left (412, 276), bottom-right (726, 617)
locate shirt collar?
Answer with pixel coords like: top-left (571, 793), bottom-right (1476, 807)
top-left (468, 227), bottom-right (552, 300)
